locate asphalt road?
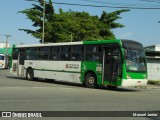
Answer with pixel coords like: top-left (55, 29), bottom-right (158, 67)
top-left (0, 69), bottom-right (159, 120)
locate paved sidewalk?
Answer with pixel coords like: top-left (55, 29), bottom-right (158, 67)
top-left (147, 84), bottom-right (160, 89)
top-left (134, 84), bottom-right (160, 89)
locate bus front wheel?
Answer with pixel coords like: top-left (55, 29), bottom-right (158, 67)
top-left (26, 68), bottom-right (34, 81)
top-left (84, 73), bottom-right (97, 88)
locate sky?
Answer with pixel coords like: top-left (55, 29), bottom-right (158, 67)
top-left (0, 0), bottom-right (160, 47)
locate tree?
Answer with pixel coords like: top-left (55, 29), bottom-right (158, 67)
top-left (99, 9), bottom-right (130, 40)
top-left (51, 10), bottom-right (101, 42)
top-left (19, 1), bottom-right (129, 43)
top-left (19, 0), bottom-right (54, 43)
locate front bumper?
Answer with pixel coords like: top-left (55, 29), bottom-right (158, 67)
top-left (121, 79), bottom-right (148, 87)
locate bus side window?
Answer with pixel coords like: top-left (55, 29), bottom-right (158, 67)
top-left (49, 47), bottom-right (59, 60)
top-left (19, 50), bottom-right (26, 65)
top-left (35, 47), bottom-right (40, 60)
top-left (85, 45), bottom-right (102, 61)
top-left (40, 47), bottom-right (49, 60)
top-left (60, 46), bottom-right (71, 61)
top-left (40, 47), bottom-right (44, 60)
top-left (26, 48), bottom-right (35, 60)
top-left (72, 45), bottom-right (83, 61)
top-left (12, 48), bottom-right (19, 60)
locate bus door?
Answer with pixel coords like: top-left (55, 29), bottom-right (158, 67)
top-left (103, 45), bottom-right (122, 84)
top-left (17, 50), bottom-right (25, 76)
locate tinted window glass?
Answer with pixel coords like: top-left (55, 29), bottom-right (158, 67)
top-left (60, 46), bottom-right (71, 60)
top-left (126, 49), bottom-right (147, 72)
top-left (41, 47), bottom-right (49, 60)
top-left (85, 45), bottom-right (102, 61)
top-left (19, 50), bottom-right (26, 65)
top-left (26, 48), bottom-right (35, 60)
top-left (49, 47), bottom-right (59, 60)
top-left (35, 47), bottom-right (40, 60)
top-left (12, 48), bottom-right (19, 60)
top-left (72, 45), bottom-right (83, 61)
top-left (0, 55), bottom-right (4, 60)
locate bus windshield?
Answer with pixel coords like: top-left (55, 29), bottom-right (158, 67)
top-left (0, 55), bottom-right (4, 60)
top-left (126, 49), bottom-right (146, 72)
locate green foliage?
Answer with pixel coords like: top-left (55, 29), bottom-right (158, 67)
top-left (19, 0), bottom-right (54, 43)
top-left (148, 80), bottom-right (160, 85)
top-left (19, 1), bottom-right (129, 43)
top-left (51, 10), bottom-right (101, 42)
top-left (99, 9), bottom-right (130, 39)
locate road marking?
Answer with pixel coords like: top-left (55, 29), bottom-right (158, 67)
top-left (57, 87), bottom-right (73, 89)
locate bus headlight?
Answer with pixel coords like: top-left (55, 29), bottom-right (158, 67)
top-left (127, 74), bottom-right (131, 79)
top-left (143, 75), bottom-right (147, 79)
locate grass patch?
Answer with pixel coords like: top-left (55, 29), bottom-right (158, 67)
top-left (148, 80), bottom-right (160, 85)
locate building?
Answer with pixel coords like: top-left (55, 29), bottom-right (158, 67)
top-left (0, 42), bottom-right (11, 55)
top-left (0, 48), bottom-right (12, 55)
top-left (0, 42), bottom-right (9, 48)
top-left (144, 45), bottom-right (160, 80)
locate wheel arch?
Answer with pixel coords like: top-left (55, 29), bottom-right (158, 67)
top-left (26, 67), bottom-right (33, 71)
top-left (26, 67), bottom-right (33, 74)
top-left (26, 67), bottom-right (34, 80)
top-left (84, 70), bottom-right (96, 78)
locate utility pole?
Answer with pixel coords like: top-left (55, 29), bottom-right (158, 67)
top-left (71, 33), bottom-right (73, 42)
top-left (42, 1), bottom-right (45, 44)
top-left (5, 35), bottom-right (11, 55)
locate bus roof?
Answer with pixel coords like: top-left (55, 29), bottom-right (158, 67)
top-left (14, 39), bottom-right (122, 48)
top-left (14, 41), bottom-right (83, 48)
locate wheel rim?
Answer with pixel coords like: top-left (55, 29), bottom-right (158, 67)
top-left (27, 73), bottom-right (30, 79)
top-left (88, 77), bottom-right (94, 85)
top-left (27, 70), bottom-right (33, 80)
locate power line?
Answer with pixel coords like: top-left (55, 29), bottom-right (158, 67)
top-left (26, 0), bottom-right (160, 9)
top-left (82, 0), bottom-right (160, 7)
top-left (140, 0), bottom-right (160, 3)
top-left (51, 1), bottom-right (160, 9)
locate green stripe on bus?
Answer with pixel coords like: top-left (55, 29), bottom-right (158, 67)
top-left (83, 39), bottom-right (121, 45)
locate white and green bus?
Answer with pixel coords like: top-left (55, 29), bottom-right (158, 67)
top-left (10, 39), bottom-right (147, 88)
top-left (0, 54), bottom-right (9, 69)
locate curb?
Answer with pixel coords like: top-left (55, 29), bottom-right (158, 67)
top-left (134, 85), bottom-right (160, 89)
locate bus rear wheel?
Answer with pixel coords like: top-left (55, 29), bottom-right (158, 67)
top-left (26, 68), bottom-right (34, 81)
top-left (84, 73), bottom-right (97, 88)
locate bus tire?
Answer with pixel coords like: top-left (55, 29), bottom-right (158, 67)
top-left (26, 68), bottom-right (34, 81)
top-left (84, 73), bottom-right (97, 88)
